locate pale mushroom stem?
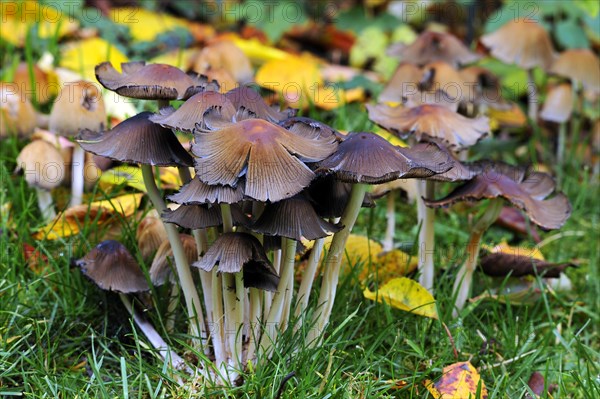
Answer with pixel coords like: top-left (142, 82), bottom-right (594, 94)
top-left (211, 269), bottom-right (226, 369)
top-left (118, 293), bottom-right (187, 372)
top-left (193, 229), bottom-right (214, 335)
top-left (556, 122), bottom-right (567, 185)
top-left (141, 164), bottom-right (206, 349)
top-left (245, 287), bottom-right (262, 365)
top-left (452, 198), bottom-right (503, 317)
top-left (35, 187), bottom-right (56, 221)
top-left (280, 259), bottom-right (294, 331)
top-left (382, 190), bottom-right (396, 252)
top-left (417, 180), bottom-right (436, 292)
top-left (165, 282), bottom-right (180, 333)
top-left (294, 236), bottom-right (325, 327)
top-left (220, 204), bottom-right (244, 368)
top-left (308, 183), bottom-right (367, 347)
top-left (70, 144), bottom-right (86, 207)
top-left (259, 237), bottom-right (296, 357)
top-left (526, 69), bottom-right (538, 122)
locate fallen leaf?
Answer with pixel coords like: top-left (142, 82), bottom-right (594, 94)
top-left (99, 166), bottom-right (147, 192)
top-left (110, 7), bottom-right (190, 42)
top-left (60, 38), bottom-right (128, 80)
top-left (33, 193), bottom-right (142, 240)
top-left (526, 371), bottom-right (545, 397)
top-left (488, 102), bottom-right (527, 128)
top-left (426, 361), bottom-right (488, 399)
top-left (363, 277), bottom-right (438, 319)
top-left (23, 243), bottom-right (48, 274)
top-left (230, 35), bottom-right (288, 64)
top-left (482, 241), bottom-right (544, 260)
top-left (159, 167), bottom-right (184, 189)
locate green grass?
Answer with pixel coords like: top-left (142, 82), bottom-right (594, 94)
top-left (1, 111), bottom-right (599, 397)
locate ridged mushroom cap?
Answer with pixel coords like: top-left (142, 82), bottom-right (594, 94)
top-left (193, 232), bottom-right (279, 291)
top-left (49, 81), bottom-right (106, 137)
top-left (168, 177), bottom-right (245, 205)
top-left (95, 61), bottom-right (219, 100)
top-left (15, 140), bottom-right (65, 190)
top-left (78, 112), bottom-right (193, 167)
top-left (149, 91), bottom-right (236, 133)
top-left (481, 19), bottom-right (555, 70)
top-left (316, 132), bottom-right (453, 184)
top-left (424, 165), bottom-right (571, 230)
top-left (75, 240), bottom-right (149, 293)
top-left (192, 118), bottom-right (338, 202)
top-left (162, 203), bottom-right (249, 229)
top-left (367, 103), bottom-right (490, 150)
top-left (224, 86), bottom-right (296, 123)
top-left (387, 30), bottom-right (480, 67)
top-left (550, 49), bottom-right (600, 93)
top-left (251, 195), bottom-right (342, 241)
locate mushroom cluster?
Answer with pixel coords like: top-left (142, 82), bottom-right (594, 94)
top-left (70, 60), bottom-right (456, 382)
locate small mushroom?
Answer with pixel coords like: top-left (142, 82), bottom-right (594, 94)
top-left (540, 83), bottom-right (573, 174)
top-left (0, 83), bottom-right (37, 139)
top-left (49, 80), bottom-right (106, 207)
top-left (162, 203), bottom-right (248, 230)
top-left (136, 210), bottom-right (169, 262)
top-left (550, 49), bottom-right (600, 94)
top-left (191, 41), bottom-right (254, 84)
top-left (15, 140), bottom-right (65, 221)
top-left (168, 177), bottom-right (245, 205)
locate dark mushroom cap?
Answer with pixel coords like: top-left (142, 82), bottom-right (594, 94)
top-left (167, 177), bottom-right (245, 205)
top-left (540, 83), bottom-right (573, 123)
top-left (279, 116), bottom-right (344, 143)
top-left (387, 30), bottom-right (480, 67)
top-left (367, 103), bottom-right (490, 150)
top-left (149, 234), bottom-right (198, 286)
top-left (75, 240), bottom-right (149, 293)
top-left (193, 232), bottom-right (279, 291)
top-left (162, 203), bottom-right (248, 229)
top-left (316, 132), bottom-right (453, 184)
top-left (550, 49), bottom-right (600, 93)
top-left (192, 118), bottom-right (338, 202)
top-left (149, 91), bottom-right (236, 133)
top-left (225, 86), bottom-right (296, 123)
top-left (480, 252), bottom-right (574, 278)
top-left (481, 19), bottom-right (555, 70)
top-left (306, 175), bottom-right (375, 219)
top-left (251, 195), bottom-right (342, 241)
top-left (424, 166), bottom-right (571, 230)
top-left (95, 61), bottom-right (219, 101)
top-left (78, 112), bottom-right (193, 167)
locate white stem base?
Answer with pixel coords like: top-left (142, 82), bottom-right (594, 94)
top-left (36, 187), bottom-right (56, 222)
top-left (70, 144), bottom-right (85, 207)
top-left (382, 191), bottom-right (396, 252)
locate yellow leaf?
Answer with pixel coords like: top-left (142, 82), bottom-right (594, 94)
top-left (373, 127), bottom-right (408, 147)
top-left (110, 7), bottom-right (189, 42)
top-left (310, 85), bottom-right (365, 111)
top-left (256, 53), bottom-right (323, 99)
top-left (0, 1), bottom-right (79, 46)
top-left (230, 36), bottom-right (288, 64)
top-left (488, 103), bottom-right (526, 129)
top-left (99, 165), bottom-right (147, 192)
top-left (60, 38), bottom-right (128, 81)
top-left (482, 240), bottom-right (545, 261)
top-left (425, 361), bottom-right (488, 399)
top-left (33, 193), bottom-right (142, 240)
top-left (363, 277), bottom-right (438, 319)
top-left (149, 48), bottom-right (198, 69)
top-left (159, 167), bottom-right (183, 189)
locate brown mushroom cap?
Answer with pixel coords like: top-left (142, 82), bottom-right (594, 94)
top-left (459, 66), bottom-right (508, 109)
top-left (193, 232), bottom-right (279, 291)
top-left (136, 211), bottom-right (168, 261)
top-left (251, 195), bottom-right (342, 241)
top-left (75, 240), bottom-right (149, 293)
top-left (225, 86), bottom-right (296, 123)
top-left (419, 61), bottom-right (468, 103)
top-left (78, 112), bottom-right (193, 167)
top-left (0, 83), bottom-right (37, 139)
top-left (95, 61), bottom-right (219, 101)
top-left (379, 63), bottom-right (423, 103)
top-left (191, 41), bottom-right (253, 84)
top-left (387, 30), bottom-right (480, 67)
top-left (316, 132), bottom-right (453, 184)
top-left (49, 81), bottom-right (106, 137)
top-left (540, 83), bottom-right (573, 123)
top-left (481, 19), bottom-right (555, 70)
top-left (162, 203), bottom-right (248, 229)
top-left (192, 118), bottom-right (337, 202)
top-left (149, 234), bottom-right (198, 286)
top-left (279, 116), bottom-right (344, 143)
top-left (550, 49), bottom-right (600, 93)
top-left (367, 103), bottom-right (490, 150)
top-left (168, 177), bottom-right (245, 205)
top-left (480, 251), bottom-right (574, 278)
top-left (15, 140), bottom-right (65, 190)
top-left (424, 166), bottom-right (571, 230)
top-left (149, 91), bottom-right (236, 133)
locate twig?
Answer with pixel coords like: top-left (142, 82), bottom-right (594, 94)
top-left (274, 371), bottom-right (296, 399)
top-left (442, 322), bottom-right (458, 360)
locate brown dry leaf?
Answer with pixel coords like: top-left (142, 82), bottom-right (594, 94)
top-left (425, 361), bottom-right (488, 399)
top-left (33, 193), bottom-right (143, 240)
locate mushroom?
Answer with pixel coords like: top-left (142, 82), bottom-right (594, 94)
top-left (459, 66), bottom-right (509, 114)
top-left (480, 18), bottom-right (555, 120)
top-left (539, 83), bottom-right (573, 179)
top-left (424, 163), bottom-right (571, 315)
top-left (191, 41), bottom-right (254, 85)
top-left (49, 80), bottom-right (106, 207)
top-left (387, 30), bottom-right (480, 68)
top-left (0, 82), bottom-right (37, 139)
top-left (15, 140), bottom-right (65, 221)
top-left (12, 62), bottom-right (59, 105)
top-left (309, 132), bottom-right (453, 345)
top-left (379, 63), bottom-right (423, 104)
top-left (136, 210), bottom-right (169, 262)
top-left (77, 112), bottom-right (206, 349)
top-left (75, 240), bottom-right (186, 371)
